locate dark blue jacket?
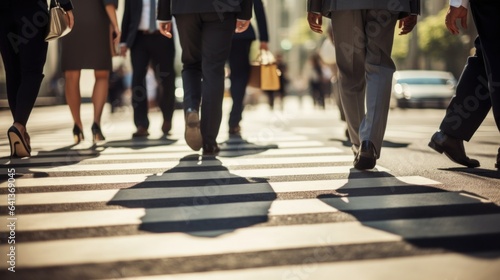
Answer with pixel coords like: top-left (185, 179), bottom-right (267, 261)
top-left (233, 0), bottom-right (268, 42)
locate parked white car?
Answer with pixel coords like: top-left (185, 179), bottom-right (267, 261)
top-left (392, 70), bottom-right (456, 109)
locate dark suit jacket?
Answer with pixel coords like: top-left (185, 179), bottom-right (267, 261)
top-left (158, 0), bottom-right (253, 21)
top-left (307, 0), bottom-right (420, 18)
top-left (121, 0), bottom-right (148, 48)
top-left (50, 0), bottom-right (74, 11)
top-left (234, 0), bottom-right (268, 41)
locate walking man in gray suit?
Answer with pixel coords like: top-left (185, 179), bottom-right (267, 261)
top-left (307, 0), bottom-right (419, 170)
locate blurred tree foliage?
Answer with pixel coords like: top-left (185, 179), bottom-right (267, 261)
top-left (417, 8), bottom-right (462, 58)
top-left (393, 8), bottom-right (470, 76)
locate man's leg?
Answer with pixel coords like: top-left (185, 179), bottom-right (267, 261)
top-left (199, 13), bottom-right (236, 149)
top-left (130, 34), bottom-right (152, 132)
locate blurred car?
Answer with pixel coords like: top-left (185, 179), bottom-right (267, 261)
top-left (391, 70), bottom-right (457, 109)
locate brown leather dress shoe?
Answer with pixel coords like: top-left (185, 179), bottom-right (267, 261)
top-left (185, 109), bottom-right (202, 151)
top-left (132, 126), bottom-right (149, 138)
top-left (428, 131), bottom-right (480, 168)
top-left (162, 121), bottom-right (171, 135)
top-left (229, 125), bottom-right (241, 136)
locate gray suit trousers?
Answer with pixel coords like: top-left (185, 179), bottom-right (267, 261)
top-left (331, 9), bottom-right (399, 157)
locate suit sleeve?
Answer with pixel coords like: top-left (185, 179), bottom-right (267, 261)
top-left (307, 0), bottom-right (322, 13)
top-left (120, 0), bottom-right (131, 45)
top-left (103, 0), bottom-right (119, 7)
top-left (254, 0), bottom-right (269, 42)
top-left (237, 0), bottom-right (253, 20)
top-left (55, 0), bottom-right (74, 11)
top-left (157, 0), bottom-right (172, 21)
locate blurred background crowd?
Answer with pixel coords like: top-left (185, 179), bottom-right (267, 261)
top-left (0, 0), bottom-right (476, 112)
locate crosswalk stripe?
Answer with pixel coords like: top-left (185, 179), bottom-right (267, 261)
top-left (2, 146), bottom-right (345, 165)
top-left (2, 214), bottom-right (500, 268)
top-left (111, 252), bottom-right (500, 280)
top-left (1, 192), bottom-right (490, 232)
top-left (10, 155), bottom-right (355, 174)
top-left (0, 165), bottom-right (391, 188)
top-left (0, 176), bottom-right (441, 206)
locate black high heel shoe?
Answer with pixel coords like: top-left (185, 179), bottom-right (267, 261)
top-left (7, 126), bottom-right (31, 158)
top-left (73, 124), bottom-right (85, 143)
top-left (91, 122), bottom-right (105, 142)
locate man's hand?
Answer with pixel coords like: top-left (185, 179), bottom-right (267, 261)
top-left (307, 12), bottom-right (323, 34)
top-left (446, 6), bottom-right (468, 35)
top-left (235, 20), bottom-right (251, 33)
top-left (159, 21), bottom-right (172, 38)
top-left (120, 45), bottom-right (128, 57)
top-left (398, 15), bottom-right (417, 35)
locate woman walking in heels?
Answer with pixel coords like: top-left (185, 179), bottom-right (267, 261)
top-left (0, 0), bottom-right (74, 157)
top-left (61, 0), bottom-right (120, 143)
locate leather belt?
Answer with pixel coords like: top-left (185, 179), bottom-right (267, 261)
top-left (139, 30), bottom-right (161, 35)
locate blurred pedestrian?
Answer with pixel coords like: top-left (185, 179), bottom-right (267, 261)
top-left (108, 64), bottom-right (127, 113)
top-left (120, 0), bottom-right (176, 138)
top-left (428, 0), bottom-right (500, 169)
top-left (307, 0), bottom-right (419, 170)
top-left (158, 0), bottom-right (252, 155)
top-left (0, 0), bottom-right (74, 157)
top-left (306, 52), bottom-right (331, 110)
top-left (265, 53), bottom-right (288, 110)
top-left (227, 0), bottom-right (268, 136)
top-left (62, 0), bottom-right (120, 143)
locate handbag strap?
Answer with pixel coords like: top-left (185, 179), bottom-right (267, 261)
top-left (254, 50), bottom-right (276, 65)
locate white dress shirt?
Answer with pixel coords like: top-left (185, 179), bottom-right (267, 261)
top-left (450, 0), bottom-right (469, 8)
top-left (139, 0), bottom-right (158, 31)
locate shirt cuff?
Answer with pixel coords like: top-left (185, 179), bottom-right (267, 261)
top-left (157, 20), bottom-right (171, 23)
top-left (450, 0), bottom-right (469, 8)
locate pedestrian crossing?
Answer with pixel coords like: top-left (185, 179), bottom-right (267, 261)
top-left (1, 126), bottom-right (500, 279)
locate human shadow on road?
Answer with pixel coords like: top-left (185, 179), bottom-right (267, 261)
top-left (217, 134), bottom-right (278, 157)
top-left (317, 169), bottom-right (500, 256)
top-left (108, 154), bottom-right (276, 237)
top-left (102, 137), bottom-right (178, 151)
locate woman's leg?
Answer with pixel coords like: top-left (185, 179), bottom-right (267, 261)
top-left (65, 70), bottom-right (83, 129)
top-left (92, 70), bottom-right (110, 125)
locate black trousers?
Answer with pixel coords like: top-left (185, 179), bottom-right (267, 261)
top-left (0, 0), bottom-right (48, 127)
top-left (440, 1), bottom-right (500, 140)
top-left (175, 12), bottom-right (236, 146)
top-left (130, 32), bottom-right (176, 129)
top-left (228, 38), bottom-right (252, 128)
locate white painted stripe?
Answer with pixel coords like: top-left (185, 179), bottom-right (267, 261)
top-left (0, 192), bottom-right (488, 232)
top-left (2, 214), bottom-right (500, 268)
top-left (2, 146), bottom-right (344, 166)
top-left (111, 252), bottom-right (500, 280)
top-left (14, 155), bottom-right (354, 174)
top-left (0, 165), bottom-right (390, 188)
top-left (0, 176), bottom-right (441, 206)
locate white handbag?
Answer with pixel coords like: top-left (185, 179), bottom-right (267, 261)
top-left (45, 0), bottom-right (72, 42)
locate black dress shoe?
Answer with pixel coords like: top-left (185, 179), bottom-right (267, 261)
top-left (496, 147), bottom-right (500, 169)
top-left (132, 126), bottom-right (149, 138)
top-left (428, 131), bottom-right (480, 168)
top-left (354, 140), bottom-right (377, 170)
top-left (202, 143), bottom-right (220, 156)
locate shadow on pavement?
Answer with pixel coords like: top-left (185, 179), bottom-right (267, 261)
top-left (317, 170), bottom-right (500, 257)
top-left (108, 154), bottom-right (277, 238)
